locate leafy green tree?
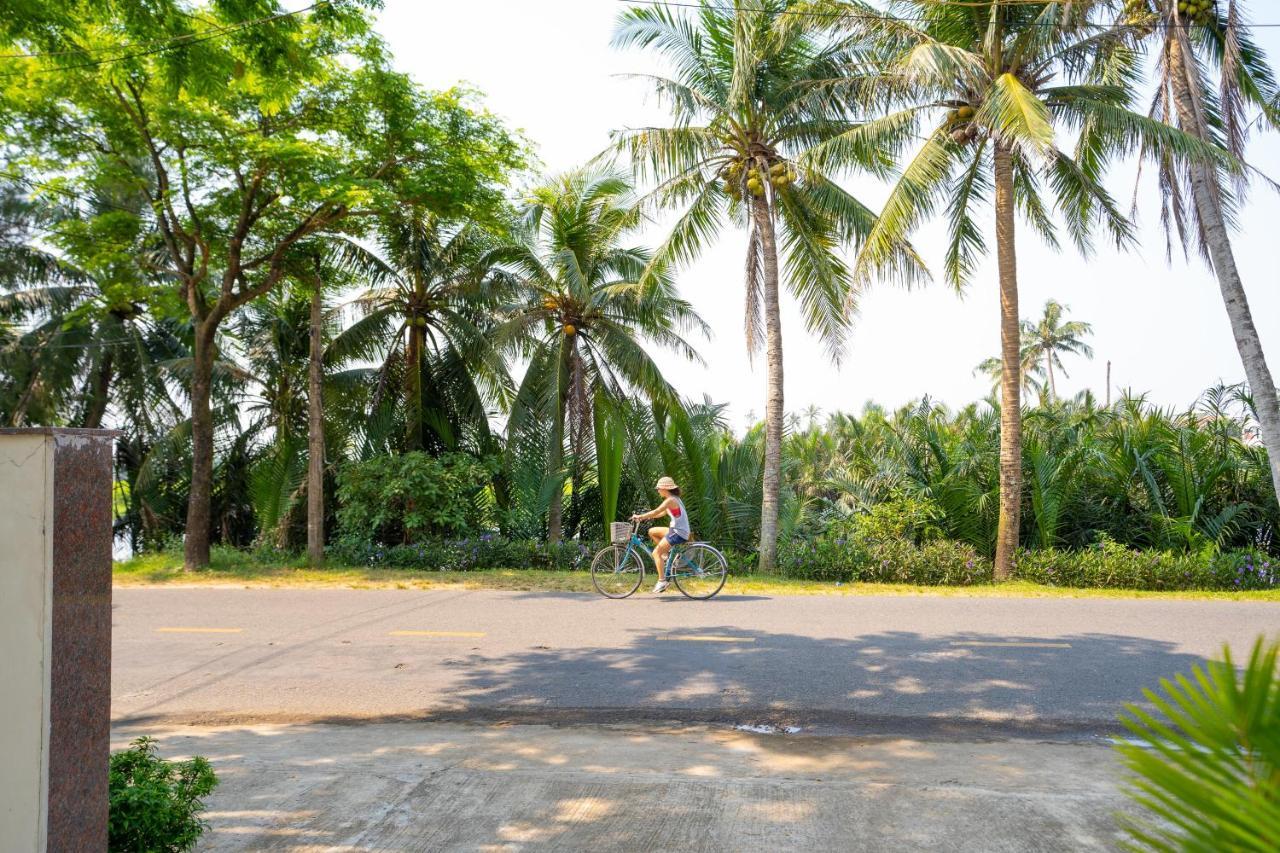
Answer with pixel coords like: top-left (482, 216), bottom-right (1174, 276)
top-left (613, 0), bottom-right (921, 571)
top-left (1119, 0), bottom-right (1280, 517)
top-left (832, 0), bottom-right (1212, 578)
top-left (492, 168), bottom-right (706, 542)
top-left (1, 1), bottom-right (523, 568)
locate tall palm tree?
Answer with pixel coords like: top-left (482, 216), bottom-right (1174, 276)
top-left (836, 0), bottom-right (1211, 578)
top-left (328, 211), bottom-right (508, 457)
top-left (1122, 0), bottom-right (1280, 513)
top-left (1022, 299), bottom-right (1093, 402)
top-left (493, 168), bottom-right (707, 542)
top-left (613, 0), bottom-right (922, 571)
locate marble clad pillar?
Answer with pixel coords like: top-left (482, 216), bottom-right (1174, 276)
top-left (0, 429), bottom-right (118, 852)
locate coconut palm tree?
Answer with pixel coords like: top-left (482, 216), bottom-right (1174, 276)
top-left (1119, 0), bottom-right (1280, 514)
top-left (1022, 299), bottom-right (1093, 402)
top-left (830, 0), bottom-right (1214, 578)
top-left (612, 0), bottom-right (922, 571)
top-left (492, 168), bottom-right (707, 543)
top-left (974, 354), bottom-right (1048, 401)
top-left (0, 185), bottom-right (183, 431)
top-left (327, 211), bottom-right (509, 457)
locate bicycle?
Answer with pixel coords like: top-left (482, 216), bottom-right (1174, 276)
top-left (590, 519), bottom-right (728, 600)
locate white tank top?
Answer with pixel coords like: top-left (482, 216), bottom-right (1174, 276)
top-left (668, 497), bottom-right (691, 537)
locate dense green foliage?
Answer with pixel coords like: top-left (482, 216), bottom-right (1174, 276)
top-left (335, 452), bottom-right (495, 545)
top-left (1117, 639), bottom-right (1280, 851)
top-left (1, 1), bottom-right (1277, 589)
top-left (109, 737), bottom-right (217, 853)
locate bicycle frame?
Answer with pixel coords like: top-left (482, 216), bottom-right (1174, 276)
top-left (620, 524), bottom-right (696, 579)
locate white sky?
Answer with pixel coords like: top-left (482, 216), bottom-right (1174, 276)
top-left (374, 0), bottom-right (1280, 427)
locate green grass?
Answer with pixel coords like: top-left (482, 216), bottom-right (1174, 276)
top-left (113, 550), bottom-right (1280, 600)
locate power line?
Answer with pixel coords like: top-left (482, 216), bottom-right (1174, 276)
top-left (0, 2), bottom-right (330, 77)
top-left (0, 3), bottom-right (329, 60)
top-left (614, 0), bottom-right (1280, 28)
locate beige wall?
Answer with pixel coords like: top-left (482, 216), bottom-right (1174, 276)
top-left (0, 433), bottom-right (53, 852)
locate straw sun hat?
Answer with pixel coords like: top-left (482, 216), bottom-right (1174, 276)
top-left (655, 476), bottom-right (679, 490)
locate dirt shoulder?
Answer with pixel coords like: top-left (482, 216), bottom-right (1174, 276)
top-left (113, 557), bottom-right (1280, 601)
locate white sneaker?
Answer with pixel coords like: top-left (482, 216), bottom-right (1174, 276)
top-left (652, 580), bottom-right (670, 594)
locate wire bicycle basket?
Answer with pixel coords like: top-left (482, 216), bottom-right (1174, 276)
top-left (609, 521), bottom-right (633, 544)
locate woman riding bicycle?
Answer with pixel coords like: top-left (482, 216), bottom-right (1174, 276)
top-left (630, 476), bottom-right (691, 594)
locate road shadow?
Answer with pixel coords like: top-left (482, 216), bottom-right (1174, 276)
top-left (438, 628), bottom-right (1204, 738)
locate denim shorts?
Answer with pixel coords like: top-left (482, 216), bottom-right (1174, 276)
top-left (665, 530), bottom-right (688, 546)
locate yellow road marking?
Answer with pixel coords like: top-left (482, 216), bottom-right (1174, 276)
top-left (390, 630), bottom-right (487, 638)
top-left (155, 627), bottom-right (242, 634)
top-left (658, 635), bottom-right (755, 643)
top-left (951, 641), bottom-right (1071, 649)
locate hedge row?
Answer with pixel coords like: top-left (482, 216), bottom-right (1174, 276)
top-left (319, 533), bottom-right (1279, 591)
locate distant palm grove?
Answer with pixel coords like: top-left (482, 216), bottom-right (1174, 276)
top-left (2, 0), bottom-right (1278, 586)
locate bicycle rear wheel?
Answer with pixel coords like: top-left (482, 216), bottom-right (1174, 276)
top-left (671, 543), bottom-right (727, 600)
top-left (590, 544), bottom-right (645, 599)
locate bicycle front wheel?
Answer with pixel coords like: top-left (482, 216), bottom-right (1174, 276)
top-left (590, 544), bottom-right (645, 599)
top-left (672, 543), bottom-right (728, 600)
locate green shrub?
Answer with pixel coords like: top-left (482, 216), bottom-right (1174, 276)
top-left (1014, 537), bottom-right (1276, 591)
top-left (327, 535), bottom-right (598, 572)
top-left (109, 737), bottom-right (217, 853)
top-left (777, 535), bottom-right (992, 585)
top-left (335, 452), bottom-right (495, 546)
top-left (829, 496), bottom-right (948, 545)
top-left (1116, 639), bottom-right (1280, 851)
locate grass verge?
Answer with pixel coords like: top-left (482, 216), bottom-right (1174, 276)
top-left (114, 552), bottom-right (1280, 600)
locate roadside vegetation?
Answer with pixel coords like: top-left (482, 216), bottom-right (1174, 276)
top-left (4, 1), bottom-right (1279, 595)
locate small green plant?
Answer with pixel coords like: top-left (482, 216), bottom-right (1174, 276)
top-left (109, 737), bottom-right (217, 853)
top-left (1116, 639), bottom-right (1280, 851)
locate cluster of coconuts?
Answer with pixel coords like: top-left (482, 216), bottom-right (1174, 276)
top-left (746, 163), bottom-right (797, 196)
top-left (1176, 0), bottom-right (1215, 24)
top-left (1121, 0), bottom-right (1157, 35)
top-left (721, 160), bottom-right (796, 197)
top-left (541, 296), bottom-right (577, 335)
top-left (946, 104), bottom-right (979, 145)
top-left (409, 313), bottom-right (428, 328)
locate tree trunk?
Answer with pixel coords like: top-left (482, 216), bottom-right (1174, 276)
top-left (1168, 30), bottom-right (1280, 512)
top-left (406, 321), bottom-right (424, 452)
top-left (546, 341), bottom-right (571, 544)
top-left (1045, 351), bottom-right (1055, 404)
top-left (753, 191), bottom-right (784, 574)
top-left (307, 285), bottom-right (326, 567)
top-left (10, 359), bottom-right (42, 426)
top-left (183, 325), bottom-right (216, 570)
top-left (993, 142), bottom-right (1022, 582)
top-left (81, 349), bottom-right (115, 429)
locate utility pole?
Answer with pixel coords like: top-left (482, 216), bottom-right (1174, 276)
top-left (1105, 360), bottom-right (1111, 408)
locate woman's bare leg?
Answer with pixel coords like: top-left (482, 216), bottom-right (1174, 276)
top-left (653, 537), bottom-right (671, 579)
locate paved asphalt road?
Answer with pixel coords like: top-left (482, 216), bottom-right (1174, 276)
top-left (112, 588), bottom-right (1280, 737)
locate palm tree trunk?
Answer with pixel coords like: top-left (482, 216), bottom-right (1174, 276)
top-left (406, 322), bottom-right (424, 451)
top-left (1168, 30), bottom-right (1280, 511)
top-left (10, 359), bottom-right (42, 426)
top-left (547, 341), bottom-right (571, 544)
top-left (993, 142), bottom-right (1022, 581)
top-left (82, 349), bottom-right (115, 429)
top-left (1045, 351), bottom-right (1055, 404)
top-left (184, 324), bottom-right (216, 570)
top-left (307, 285), bottom-right (325, 567)
top-left (752, 192), bottom-right (784, 574)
